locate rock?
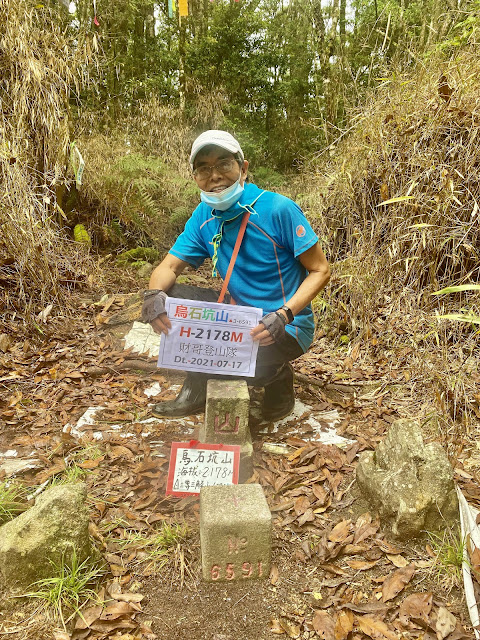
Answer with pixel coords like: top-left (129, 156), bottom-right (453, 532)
top-left (136, 262), bottom-right (154, 279)
top-left (0, 483), bottom-right (91, 587)
top-left (356, 418), bottom-right (458, 539)
top-left (200, 379), bottom-right (253, 482)
top-left (200, 483), bottom-right (272, 582)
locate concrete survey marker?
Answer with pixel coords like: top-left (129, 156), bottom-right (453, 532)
top-left (201, 379), bottom-right (250, 444)
top-left (200, 483), bottom-right (271, 582)
top-left (200, 379), bottom-right (253, 482)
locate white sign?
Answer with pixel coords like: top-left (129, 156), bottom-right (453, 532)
top-left (158, 297), bottom-right (262, 377)
top-left (166, 442), bottom-right (240, 497)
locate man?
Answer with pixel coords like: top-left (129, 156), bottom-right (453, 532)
top-left (141, 130), bottom-right (330, 420)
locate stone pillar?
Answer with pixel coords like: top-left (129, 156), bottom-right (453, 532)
top-left (200, 484), bottom-right (272, 582)
top-left (199, 379), bottom-right (252, 482)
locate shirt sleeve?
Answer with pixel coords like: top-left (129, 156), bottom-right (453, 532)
top-left (169, 206), bottom-right (210, 268)
top-left (275, 197), bottom-right (318, 258)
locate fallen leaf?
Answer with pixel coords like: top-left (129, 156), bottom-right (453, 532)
top-left (74, 605), bottom-right (103, 629)
top-left (89, 619), bottom-right (137, 633)
top-left (328, 520), bottom-right (352, 543)
top-left (356, 615), bottom-right (398, 640)
top-left (347, 559), bottom-right (379, 571)
top-left (382, 563), bottom-right (415, 602)
top-left (298, 508), bottom-right (315, 526)
top-left (312, 484), bottom-right (328, 504)
top-left (435, 607), bottom-right (456, 640)
top-left (376, 540), bottom-right (403, 555)
top-left (469, 542), bottom-right (480, 577)
top-left (114, 592), bottom-right (145, 603)
top-left (398, 592), bottom-right (432, 626)
top-left (386, 554), bottom-right (409, 568)
top-left (269, 618), bottom-right (286, 635)
top-left (270, 565), bottom-right (280, 585)
top-left (312, 610), bottom-right (335, 639)
top-left (334, 609), bottom-right (353, 640)
top-left (343, 602), bottom-right (390, 615)
top-left (100, 601), bottom-right (138, 620)
top-left (279, 619), bottom-right (301, 638)
top-left (78, 457), bottom-right (104, 469)
top-left (0, 334), bottom-right (12, 352)
top-left (294, 495), bottom-right (311, 515)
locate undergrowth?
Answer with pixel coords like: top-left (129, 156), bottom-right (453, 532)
top-left (0, 0), bottom-right (96, 328)
top-left (428, 528), bottom-right (465, 591)
top-left (24, 550), bottom-right (104, 627)
top-left (0, 481), bottom-right (28, 524)
top-left (113, 522), bottom-right (190, 574)
top-left (303, 46), bottom-right (480, 437)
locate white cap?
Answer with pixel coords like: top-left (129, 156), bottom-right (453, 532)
top-left (190, 130), bottom-right (244, 168)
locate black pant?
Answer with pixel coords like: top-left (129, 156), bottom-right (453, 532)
top-left (166, 283), bottom-right (303, 385)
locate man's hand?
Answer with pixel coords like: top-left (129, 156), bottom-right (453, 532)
top-left (140, 290), bottom-right (171, 335)
top-left (250, 311), bottom-right (287, 345)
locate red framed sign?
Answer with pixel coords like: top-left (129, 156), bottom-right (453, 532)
top-left (166, 441), bottom-right (241, 498)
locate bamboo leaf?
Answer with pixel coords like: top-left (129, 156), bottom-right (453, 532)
top-left (377, 196), bottom-right (415, 206)
top-left (432, 285), bottom-right (480, 295)
top-left (437, 313), bottom-right (480, 324)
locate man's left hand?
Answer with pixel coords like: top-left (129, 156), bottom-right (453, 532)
top-left (251, 311), bottom-right (287, 345)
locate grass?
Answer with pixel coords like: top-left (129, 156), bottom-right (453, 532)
top-left (427, 528), bottom-right (465, 590)
top-left (24, 550), bottom-right (104, 627)
top-left (70, 444), bottom-right (104, 464)
top-left (114, 522), bottom-right (190, 573)
top-left (49, 464), bottom-right (88, 487)
top-left (0, 481), bottom-right (27, 524)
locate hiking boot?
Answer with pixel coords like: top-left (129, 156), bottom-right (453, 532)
top-left (152, 373), bottom-right (207, 417)
top-left (262, 363), bottom-right (295, 421)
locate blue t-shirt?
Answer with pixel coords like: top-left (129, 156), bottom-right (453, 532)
top-left (169, 182), bottom-right (319, 352)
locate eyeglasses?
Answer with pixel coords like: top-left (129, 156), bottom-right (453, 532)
top-left (193, 158), bottom-right (238, 180)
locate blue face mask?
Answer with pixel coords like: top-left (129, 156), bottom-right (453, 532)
top-left (200, 178), bottom-right (244, 212)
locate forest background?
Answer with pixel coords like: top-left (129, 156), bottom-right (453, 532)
top-left (1, 0), bottom-right (480, 435)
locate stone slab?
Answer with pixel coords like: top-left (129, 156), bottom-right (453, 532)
top-left (201, 379), bottom-right (250, 446)
top-left (200, 483), bottom-right (271, 582)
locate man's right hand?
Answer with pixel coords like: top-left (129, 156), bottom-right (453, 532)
top-left (140, 290), bottom-right (171, 335)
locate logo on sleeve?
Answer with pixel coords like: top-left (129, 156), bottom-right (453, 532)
top-left (296, 225), bottom-right (306, 238)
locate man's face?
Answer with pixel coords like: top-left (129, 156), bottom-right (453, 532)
top-left (193, 146), bottom-right (248, 193)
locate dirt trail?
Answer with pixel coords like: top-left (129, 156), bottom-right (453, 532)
top-left (0, 291), bottom-right (477, 640)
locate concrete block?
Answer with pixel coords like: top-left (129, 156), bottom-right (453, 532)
top-left (201, 379), bottom-right (250, 446)
top-left (200, 484), bottom-right (271, 582)
top-left (201, 379), bottom-right (253, 481)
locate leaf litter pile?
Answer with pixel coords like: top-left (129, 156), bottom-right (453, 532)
top-left (0, 295), bottom-right (479, 640)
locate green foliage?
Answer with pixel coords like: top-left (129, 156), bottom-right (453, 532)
top-left (428, 529), bottom-right (465, 588)
top-left (251, 167), bottom-right (286, 190)
top-left (114, 522), bottom-right (190, 573)
top-left (117, 247), bottom-right (160, 265)
top-left (50, 465), bottom-right (87, 486)
top-left (73, 224), bottom-right (92, 247)
top-left (436, 1), bottom-right (480, 52)
top-left (25, 549), bottom-right (104, 626)
top-left (0, 481), bottom-right (27, 524)
top-left (432, 285), bottom-right (480, 326)
top-left (169, 205), bottom-right (191, 229)
top-left (79, 135), bottom-right (199, 249)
